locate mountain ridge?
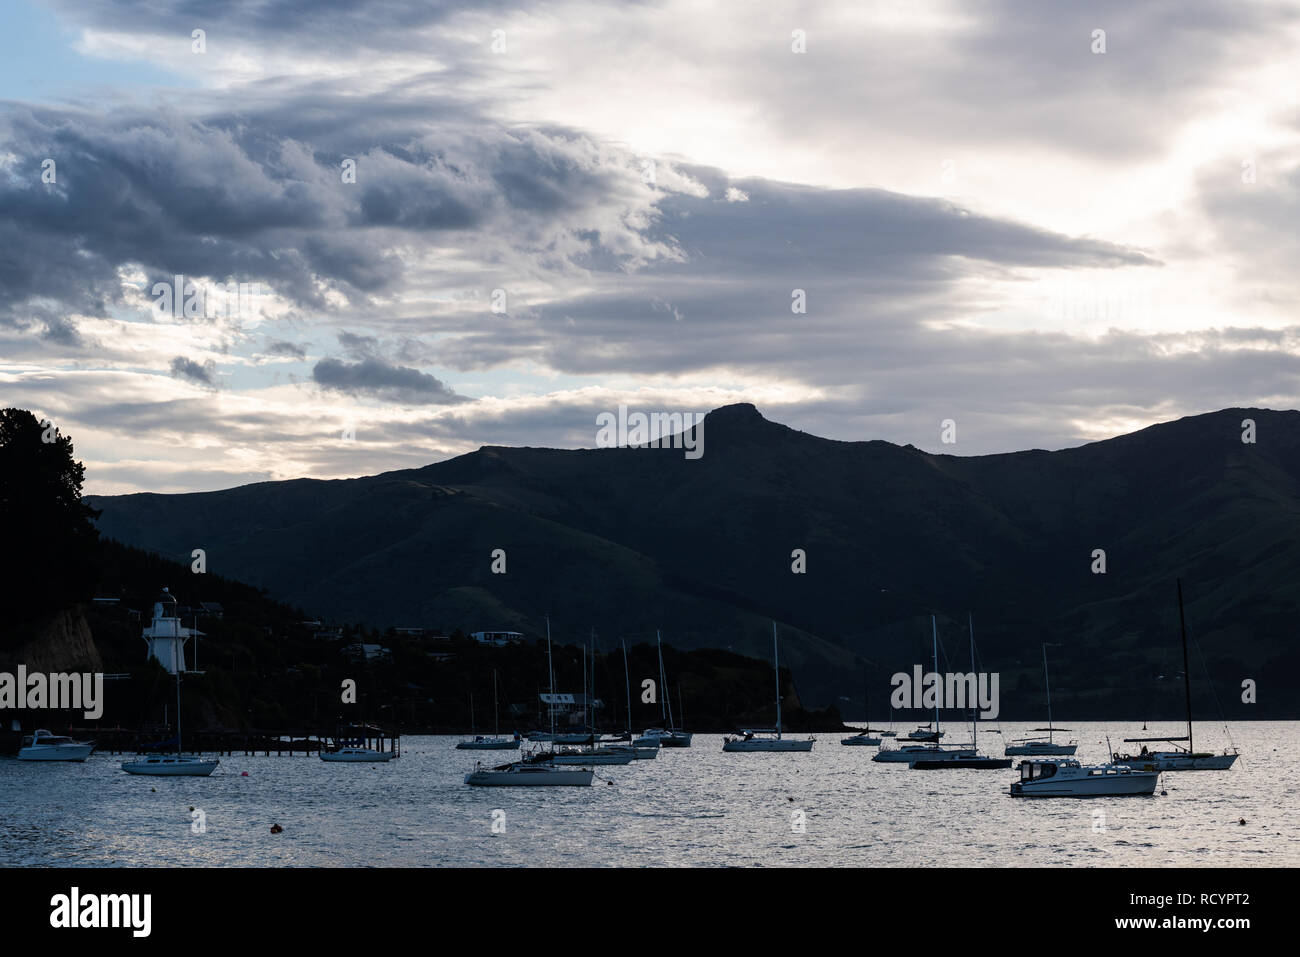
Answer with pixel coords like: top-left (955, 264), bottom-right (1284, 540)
top-left (86, 404), bottom-right (1300, 715)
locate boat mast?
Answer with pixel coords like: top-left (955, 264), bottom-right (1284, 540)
top-left (582, 642), bottom-right (588, 731)
top-left (622, 639), bottom-right (632, 735)
top-left (657, 631), bottom-right (672, 730)
top-left (469, 692), bottom-right (475, 736)
top-left (967, 613), bottom-right (977, 754)
top-left (175, 669), bottom-right (183, 758)
top-left (773, 621), bottom-right (782, 739)
top-left (493, 669), bottom-right (499, 737)
top-left (546, 615), bottom-right (555, 738)
top-left (1042, 643), bottom-right (1053, 744)
top-left (931, 615), bottom-right (939, 739)
top-left (1177, 579), bottom-right (1193, 752)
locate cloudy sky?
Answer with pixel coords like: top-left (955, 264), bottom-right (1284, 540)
top-left (2, 0), bottom-right (1299, 493)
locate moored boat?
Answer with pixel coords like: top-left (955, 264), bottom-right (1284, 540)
top-left (17, 729), bottom-right (95, 762)
top-left (1010, 759), bottom-right (1159, 797)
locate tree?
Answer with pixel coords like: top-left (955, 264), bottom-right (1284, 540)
top-left (0, 409), bottom-right (100, 632)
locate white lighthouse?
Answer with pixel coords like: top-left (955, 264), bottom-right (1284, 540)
top-left (142, 588), bottom-right (202, 675)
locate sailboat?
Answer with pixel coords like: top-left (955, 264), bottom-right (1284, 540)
top-left (874, 616), bottom-right (976, 764)
top-left (466, 616), bottom-right (593, 786)
top-left (456, 671), bottom-right (521, 750)
top-left (122, 669), bottom-right (219, 776)
top-left (603, 640), bottom-right (659, 760)
top-left (638, 631), bottom-right (692, 747)
top-left (1005, 643), bottom-right (1077, 756)
top-left (910, 615), bottom-right (1011, 769)
top-left (1112, 581), bottom-right (1239, 771)
top-left (722, 622), bottom-right (814, 752)
top-left (841, 664), bottom-right (883, 746)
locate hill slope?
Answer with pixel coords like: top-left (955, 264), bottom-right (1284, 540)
top-left (87, 404), bottom-right (1300, 717)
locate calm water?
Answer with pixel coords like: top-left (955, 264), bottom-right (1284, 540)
top-left (2, 722), bottom-right (1294, 867)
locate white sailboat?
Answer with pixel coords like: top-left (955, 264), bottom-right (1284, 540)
top-left (17, 729), bottom-right (95, 762)
top-left (456, 671), bottom-right (521, 750)
top-left (723, 622), bottom-right (814, 752)
top-left (650, 632), bottom-right (692, 747)
top-left (909, 615), bottom-right (1011, 769)
top-left (841, 665), bottom-right (882, 746)
top-left (122, 668), bottom-right (219, 776)
top-left (1112, 581), bottom-right (1239, 771)
top-left (1006, 643), bottom-right (1077, 756)
top-left (874, 616), bottom-right (974, 764)
top-left (465, 616), bottom-right (594, 786)
top-left (320, 747), bottom-right (395, 762)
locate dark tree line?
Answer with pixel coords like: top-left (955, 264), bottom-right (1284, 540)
top-left (0, 408), bottom-right (100, 639)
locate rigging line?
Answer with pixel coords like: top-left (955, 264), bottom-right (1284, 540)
top-left (1187, 618), bottom-right (1240, 757)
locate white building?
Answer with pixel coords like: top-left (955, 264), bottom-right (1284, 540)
top-left (471, 630), bottom-right (524, 646)
top-left (142, 588), bottom-right (203, 674)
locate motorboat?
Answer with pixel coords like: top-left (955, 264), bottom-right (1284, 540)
top-left (1010, 759), bottom-right (1159, 797)
top-left (17, 729), bottom-right (95, 762)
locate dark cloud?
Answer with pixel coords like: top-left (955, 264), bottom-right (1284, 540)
top-left (311, 356), bottom-right (466, 405)
top-left (265, 339), bottom-right (307, 359)
top-left (170, 356), bottom-right (218, 387)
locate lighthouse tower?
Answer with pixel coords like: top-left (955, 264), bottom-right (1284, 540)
top-left (142, 588), bottom-right (201, 674)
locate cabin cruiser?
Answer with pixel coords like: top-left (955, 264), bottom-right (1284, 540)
top-left (320, 747), bottom-right (396, 762)
top-left (465, 760), bottom-right (595, 786)
top-left (1010, 759), bottom-right (1159, 797)
top-left (17, 729), bottom-right (95, 762)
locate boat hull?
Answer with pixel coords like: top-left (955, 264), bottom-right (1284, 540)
top-left (722, 739), bottom-right (814, 752)
top-left (1011, 773), bottom-right (1158, 797)
top-left (465, 767), bottom-right (594, 786)
top-left (1118, 752), bottom-right (1238, 771)
top-left (548, 751), bottom-right (634, 765)
top-left (840, 736), bottom-right (880, 746)
top-left (320, 750), bottom-right (396, 762)
top-left (873, 748), bottom-right (975, 763)
top-left (121, 758), bottom-right (219, 776)
top-left (17, 745), bottom-right (94, 762)
top-left (455, 739), bottom-right (520, 750)
top-left (912, 756), bottom-right (1013, 769)
top-left (1005, 743), bottom-right (1077, 756)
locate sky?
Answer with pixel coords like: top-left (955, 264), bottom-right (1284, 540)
top-left (2, 0), bottom-right (1299, 494)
